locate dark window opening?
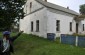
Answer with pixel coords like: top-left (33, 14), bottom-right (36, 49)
top-left (76, 23), bottom-right (79, 33)
top-left (30, 2), bottom-right (32, 8)
top-left (83, 24), bottom-right (84, 31)
top-left (70, 22), bottom-right (72, 31)
top-left (31, 21), bottom-right (33, 32)
top-left (36, 20), bottom-right (39, 32)
top-left (56, 20), bottom-right (60, 31)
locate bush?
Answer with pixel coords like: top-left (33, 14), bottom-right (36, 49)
top-left (66, 33), bottom-right (85, 37)
top-left (0, 28), bottom-right (5, 31)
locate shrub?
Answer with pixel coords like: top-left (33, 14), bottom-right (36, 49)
top-left (73, 33), bottom-right (85, 37)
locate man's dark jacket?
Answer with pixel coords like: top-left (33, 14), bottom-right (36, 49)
top-left (0, 32), bottom-right (22, 54)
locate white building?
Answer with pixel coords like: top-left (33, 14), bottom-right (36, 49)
top-left (20, 0), bottom-right (85, 38)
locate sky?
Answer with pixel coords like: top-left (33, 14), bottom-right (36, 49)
top-left (48, 0), bottom-right (85, 13)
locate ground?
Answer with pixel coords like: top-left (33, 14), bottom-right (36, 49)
top-left (1, 33), bottom-right (85, 55)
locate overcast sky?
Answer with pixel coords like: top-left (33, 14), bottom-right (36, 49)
top-left (48, 0), bottom-right (85, 13)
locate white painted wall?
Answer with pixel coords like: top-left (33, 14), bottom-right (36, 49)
top-left (47, 8), bottom-right (77, 37)
top-left (79, 19), bottom-right (85, 34)
top-left (20, 7), bottom-right (48, 38)
top-left (20, 0), bottom-right (48, 38)
top-left (20, 0), bottom-right (85, 39)
top-left (24, 0), bottom-right (44, 15)
top-left (46, 8), bottom-right (85, 37)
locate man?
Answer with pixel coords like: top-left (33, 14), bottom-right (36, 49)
top-left (0, 31), bottom-right (23, 55)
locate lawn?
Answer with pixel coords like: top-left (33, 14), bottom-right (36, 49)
top-left (1, 33), bottom-right (85, 55)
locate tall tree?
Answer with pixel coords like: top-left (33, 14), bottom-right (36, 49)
top-left (0, 0), bottom-right (26, 31)
top-left (79, 4), bottom-right (85, 14)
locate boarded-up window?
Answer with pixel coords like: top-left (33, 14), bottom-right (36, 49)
top-left (31, 21), bottom-right (33, 32)
top-left (56, 20), bottom-right (60, 31)
top-left (83, 24), bottom-right (84, 31)
top-left (36, 20), bottom-right (39, 32)
top-left (70, 22), bottom-right (72, 31)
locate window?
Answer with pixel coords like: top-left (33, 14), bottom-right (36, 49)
top-left (83, 24), bottom-right (84, 31)
top-left (36, 20), bottom-right (39, 32)
top-left (30, 2), bottom-right (32, 8)
top-left (56, 20), bottom-right (60, 31)
top-left (70, 22), bottom-right (72, 31)
top-left (76, 23), bottom-right (79, 33)
top-left (31, 21), bottom-right (33, 32)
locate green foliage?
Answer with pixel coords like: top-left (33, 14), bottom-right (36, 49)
top-left (79, 4), bottom-right (85, 14)
top-left (66, 33), bottom-right (85, 37)
top-left (72, 33), bottom-right (85, 37)
top-left (0, 33), bottom-right (85, 55)
top-left (72, 33), bottom-right (79, 36)
top-left (0, 0), bottom-right (27, 30)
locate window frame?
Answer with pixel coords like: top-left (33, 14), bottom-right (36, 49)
top-left (31, 21), bottom-right (33, 32)
top-left (70, 22), bottom-right (72, 32)
top-left (83, 24), bottom-right (84, 31)
top-left (36, 20), bottom-right (39, 32)
top-left (30, 2), bottom-right (32, 8)
top-left (56, 20), bottom-right (60, 32)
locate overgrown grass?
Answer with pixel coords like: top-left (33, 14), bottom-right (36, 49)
top-left (9, 33), bottom-right (85, 55)
top-left (0, 33), bottom-right (85, 55)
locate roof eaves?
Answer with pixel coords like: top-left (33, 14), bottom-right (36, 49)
top-left (35, 0), bottom-right (79, 16)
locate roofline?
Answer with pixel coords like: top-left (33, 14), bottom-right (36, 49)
top-left (24, 7), bottom-right (44, 17)
top-left (35, 0), bottom-right (79, 16)
top-left (47, 6), bottom-right (78, 16)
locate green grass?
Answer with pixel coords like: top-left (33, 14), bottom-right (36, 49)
top-left (1, 33), bottom-right (85, 55)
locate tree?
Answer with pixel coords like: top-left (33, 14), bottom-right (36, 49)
top-left (74, 4), bottom-right (85, 22)
top-left (0, 0), bottom-right (26, 31)
top-left (79, 4), bottom-right (85, 14)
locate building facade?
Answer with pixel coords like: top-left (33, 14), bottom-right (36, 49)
top-left (20, 0), bottom-right (85, 38)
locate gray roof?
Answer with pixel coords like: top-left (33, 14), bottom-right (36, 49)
top-left (36, 0), bottom-right (79, 15)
